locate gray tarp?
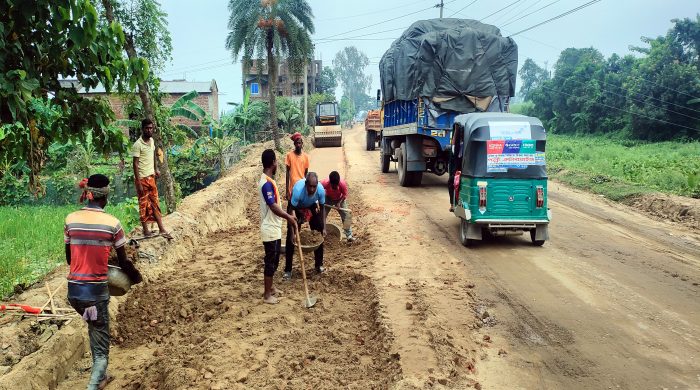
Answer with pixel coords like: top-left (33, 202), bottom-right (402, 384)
top-left (380, 19), bottom-right (518, 113)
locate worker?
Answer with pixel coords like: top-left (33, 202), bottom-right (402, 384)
top-left (284, 132), bottom-right (310, 200)
top-left (132, 118), bottom-right (172, 239)
top-left (448, 125), bottom-right (464, 212)
top-left (321, 171), bottom-right (355, 242)
top-left (259, 149), bottom-right (297, 304)
top-left (284, 172), bottom-right (327, 279)
top-left (64, 174), bottom-right (142, 390)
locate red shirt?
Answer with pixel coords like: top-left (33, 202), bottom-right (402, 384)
top-left (320, 178), bottom-right (348, 203)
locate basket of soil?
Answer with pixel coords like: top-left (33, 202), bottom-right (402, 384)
top-left (108, 265), bottom-right (132, 296)
top-left (299, 229), bottom-right (324, 253)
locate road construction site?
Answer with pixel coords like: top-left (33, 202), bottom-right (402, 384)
top-left (1, 127), bottom-right (700, 389)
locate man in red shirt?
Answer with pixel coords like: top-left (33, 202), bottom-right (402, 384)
top-left (65, 174), bottom-right (142, 389)
top-left (321, 171), bottom-right (355, 242)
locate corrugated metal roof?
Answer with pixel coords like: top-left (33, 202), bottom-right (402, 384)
top-left (57, 79), bottom-right (217, 94)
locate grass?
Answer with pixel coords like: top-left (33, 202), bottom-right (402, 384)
top-left (0, 203), bottom-right (138, 299)
top-left (547, 134), bottom-right (700, 201)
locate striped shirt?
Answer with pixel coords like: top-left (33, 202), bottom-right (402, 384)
top-left (64, 207), bottom-right (126, 300)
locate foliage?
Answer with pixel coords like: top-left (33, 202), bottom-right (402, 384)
top-left (547, 134), bottom-right (700, 199)
top-left (518, 58), bottom-right (549, 100)
top-left (170, 142), bottom-right (218, 196)
top-left (226, 0), bottom-right (315, 150)
top-left (96, 0), bottom-right (173, 73)
top-left (277, 96), bottom-right (302, 132)
top-left (0, 0), bottom-right (148, 192)
top-left (222, 89), bottom-right (270, 144)
top-left (333, 46), bottom-right (372, 117)
top-left (523, 17), bottom-right (700, 141)
top-left (339, 95), bottom-right (355, 125)
top-left (0, 203), bottom-right (138, 299)
top-left (317, 66), bottom-right (337, 94)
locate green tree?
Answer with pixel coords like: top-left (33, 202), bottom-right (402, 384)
top-left (317, 66), bottom-right (337, 94)
top-left (226, 0), bottom-right (315, 151)
top-left (222, 90), bottom-right (270, 144)
top-left (518, 58), bottom-right (549, 100)
top-left (0, 0), bottom-right (144, 194)
top-left (339, 95), bottom-right (355, 125)
top-left (276, 96), bottom-right (302, 133)
top-left (333, 46), bottom-right (371, 116)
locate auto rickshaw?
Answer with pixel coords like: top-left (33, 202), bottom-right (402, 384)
top-left (451, 112), bottom-right (551, 246)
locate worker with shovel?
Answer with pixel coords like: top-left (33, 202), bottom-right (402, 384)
top-left (321, 171), bottom-right (355, 242)
top-left (284, 172), bottom-right (327, 279)
top-left (64, 174), bottom-right (142, 389)
top-left (259, 149), bottom-right (297, 304)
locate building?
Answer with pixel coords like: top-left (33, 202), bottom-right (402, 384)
top-left (59, 79), bottom-right (219, 130)
top-left (243, 59), bottom-right (322, 101)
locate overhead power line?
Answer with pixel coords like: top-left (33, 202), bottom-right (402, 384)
top-left (509, 0), bottom-right (602, 36)
top-left (491, 0), bottom-right (541, 25)
top-left (480, 0), bottom-right (524, 22)
top-left (316, 0), bottom-right (427, 22)
top-left (448, 0), bottom-right (479, 18)
top-left (500, 0), bottom-right (562, 28)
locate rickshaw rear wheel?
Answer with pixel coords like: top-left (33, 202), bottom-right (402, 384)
top-left (530, 229), bottom-right (545, 246)
top-left (460, 218), bottom-right (477, 247)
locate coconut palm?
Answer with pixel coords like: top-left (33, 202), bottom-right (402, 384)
top-left (226, 0), bottom-right (314, 151)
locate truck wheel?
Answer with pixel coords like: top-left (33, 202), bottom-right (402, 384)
top-left (530, 229), bottom-right (545, 246)
top-left (366, 131), bottom-right (376, 151)
top-left (379, 146), bottom-right (390, 173)
top-left (398, 143), bottom-right (422, 187)
top-left (460, 218), bottom-right (477, 247)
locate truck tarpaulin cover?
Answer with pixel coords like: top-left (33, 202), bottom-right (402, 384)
top-left (380, 19), bottom-right (518, 113)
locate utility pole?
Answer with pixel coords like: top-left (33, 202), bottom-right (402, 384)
top-left (439, 0), bottom-right (444, 18)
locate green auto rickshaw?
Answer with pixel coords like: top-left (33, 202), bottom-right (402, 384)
top-left (451, 113), bottom-right (551, 246)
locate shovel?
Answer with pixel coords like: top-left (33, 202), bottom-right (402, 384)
top-left (294, 225), bottom-right (317, 309)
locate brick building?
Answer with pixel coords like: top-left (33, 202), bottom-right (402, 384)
top-left (59, 79), bottom-right (219, 130)
top-left (243, 59), bottom-right (322, 101)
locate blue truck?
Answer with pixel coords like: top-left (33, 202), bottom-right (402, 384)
top-left (377, 19), bottom-right (518, 187)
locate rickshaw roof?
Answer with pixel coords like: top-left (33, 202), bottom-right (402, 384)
top-left (454, 113), bottom-right (546, 142)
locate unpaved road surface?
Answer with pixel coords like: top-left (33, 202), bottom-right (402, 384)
top-left (56, 126), bottom-right (700, 389)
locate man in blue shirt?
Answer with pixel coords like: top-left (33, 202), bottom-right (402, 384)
top-left (284, 172), bottom-right (327, 279)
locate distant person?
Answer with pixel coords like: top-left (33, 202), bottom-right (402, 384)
top-left (65, 174), bottom-right (142, 390)
top-left (285, 132), bottom-right (310, 200)
top-left (132, 118), bottom-right (172, 239)
top-left (284, 172), bottom-right (327, 279)
top-left (259, 149), bottom-right (297, 304)
top-left (448, 126), bottom-right (464, 212)
top-left (321, 171), bottom-right (355, 242)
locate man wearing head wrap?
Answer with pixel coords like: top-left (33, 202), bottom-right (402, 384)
top-left (65, 174), bottom-right (143, 389)
top-left (284, 132), bottom-right (310, 200)
top-left (132, 118), bottom-right (172, 239)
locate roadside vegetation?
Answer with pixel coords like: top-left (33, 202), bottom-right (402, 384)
top-left (547, 135), bottom-right (700, 200)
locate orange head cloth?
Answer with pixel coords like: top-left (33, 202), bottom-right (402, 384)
top-left (78, 178), bottom-right (94, 203)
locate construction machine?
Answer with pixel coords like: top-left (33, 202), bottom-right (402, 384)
top-left (313, 101), bottom-right (342, 147)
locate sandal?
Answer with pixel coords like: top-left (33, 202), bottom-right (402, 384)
top-left (159, 231), bottom-right (174, 240)
top-left (98, 374), bottom-right (114, 389)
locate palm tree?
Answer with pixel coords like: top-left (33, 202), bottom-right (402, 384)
top-left (226, 0), bottom-right (314, 151)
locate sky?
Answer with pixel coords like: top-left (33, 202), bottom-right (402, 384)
top-left (159, 0), bottom-right (699, 112)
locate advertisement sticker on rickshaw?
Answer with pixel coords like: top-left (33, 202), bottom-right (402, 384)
top-left (488, 121), bottom-right (532, 140)
top-left (486, 139), bottom-right (545, 172)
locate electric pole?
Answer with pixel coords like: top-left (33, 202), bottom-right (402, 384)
top-left (439, 0), bottom-right (444, 18)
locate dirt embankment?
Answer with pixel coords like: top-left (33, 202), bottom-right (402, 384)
top-left (623, 192), bottom-right (700, 230)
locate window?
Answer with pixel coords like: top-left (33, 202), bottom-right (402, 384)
top-left (250, 82), bottom-right (259, 95)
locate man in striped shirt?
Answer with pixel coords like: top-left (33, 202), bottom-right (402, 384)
top-left (65, 174), bottom-right (142, 389)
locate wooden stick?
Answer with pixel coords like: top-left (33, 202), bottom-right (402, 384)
top-left (37, 282), bottom-right (63, 315)
top-left (47, 282), bottom-right (56, 315)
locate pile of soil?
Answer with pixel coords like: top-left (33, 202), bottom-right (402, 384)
top-left (625, 193), bottom-right (700, 229)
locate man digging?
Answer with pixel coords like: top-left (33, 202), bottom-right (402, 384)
top-left (321, 171), bottom-right (356, 243)
top-left (132, 118), bottom-right (172, 239)
top-left (65, 174), bottom-right (142, 389)
top-left (284, 172), bottom-right (327, 279)
top-left (259, 149), bottom-right (297, 304)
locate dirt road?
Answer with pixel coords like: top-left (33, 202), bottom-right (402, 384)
top-left (339, 126), bottom-right (700, 389)
top-left (54, 127), bottom-right (700, 389)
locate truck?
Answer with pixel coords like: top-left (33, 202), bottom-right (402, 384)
top-left (364, 109), bottom-right (381, 151)
top-left (378, 19), bottom-right (518, 186)
top-left (313, 101), bottom-right (342, 147)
